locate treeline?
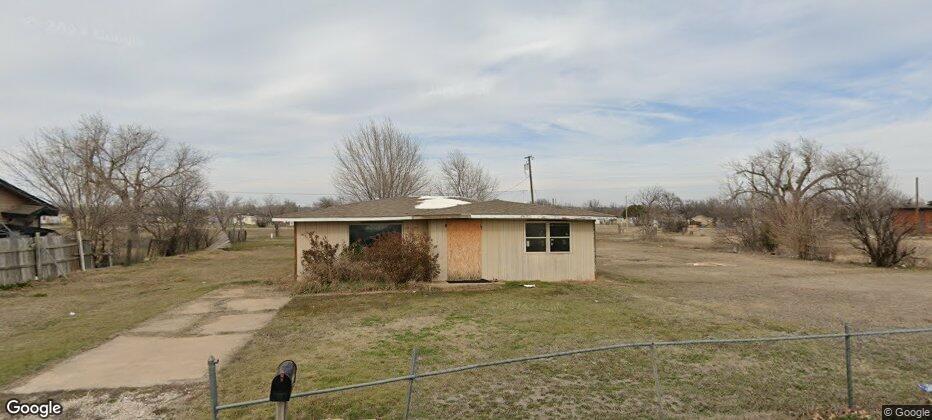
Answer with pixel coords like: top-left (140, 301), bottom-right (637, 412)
top-left (2, 115), bottom-right (312, 265)
top-left (579, 139), bottom-right (918, 267)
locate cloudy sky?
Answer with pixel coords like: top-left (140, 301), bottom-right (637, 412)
top-left (2, 1), bottom-right (930, 205)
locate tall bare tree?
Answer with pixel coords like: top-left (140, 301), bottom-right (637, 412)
top-left (69, 114), bottom-right (209, 263)
top-left (833, 165), bottom-right (915, 267)
top-left (333, 119), bottom-right (430, 201)
top-left (3, 119), bottom-right (119, 264)
top-left (727, 139), bottom-right (880, 259)
top-left (437, 150), bottom-right (499, 200)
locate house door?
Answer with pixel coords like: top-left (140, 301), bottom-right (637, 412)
top-left (446, 220), bottom-right (482, 281)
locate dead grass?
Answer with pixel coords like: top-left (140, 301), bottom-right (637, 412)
top-left (0, 236), bottom-right (292, 389)
top-left (173, 238), bottom-right (930, 418)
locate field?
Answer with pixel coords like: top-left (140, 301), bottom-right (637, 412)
top-left (175, 230), bottom-right (930, 418)
top-left (3, 227), bottom-right (929, 418)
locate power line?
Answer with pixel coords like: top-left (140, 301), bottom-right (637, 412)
top-left (524, 155), bottom-right (535, 203)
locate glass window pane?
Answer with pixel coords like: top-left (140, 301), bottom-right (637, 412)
top-left (525, 223), bottom-right (546, 238)
top-left (526, 238), bottom-right (546, 252)
top-left (349, 223), bottom-right (402, 246)
top-left (549, 223), bottom-right (570, 237)
top-left (550, 237), bottom-right (570, 252)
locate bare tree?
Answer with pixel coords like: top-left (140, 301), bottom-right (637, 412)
top-left (68, 114), bottom-right (209, 264)
top-left (261, 195), bottom-right (301, 237)
top-left (727, 139), bottom-right (880, 259)
top-left (313, 196), bottom-right (342, 209)
top-left (3, 119), bottom-right (119, 265)
top-left (145, 171), bottom-right (210, 256)
top-left (635, 186), bottom-right (685, 235)
top-left (833, 165), bottom-right (915, 267)
top-left (437, 150), bottom-right (499, 200)
top-left (207, 191), bottom-right (242, 237)
top-left (332, 119), bottom-right (431, 201)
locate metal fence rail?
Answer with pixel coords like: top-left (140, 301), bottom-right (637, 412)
top-left (208, 325), bottom-right (932, 419)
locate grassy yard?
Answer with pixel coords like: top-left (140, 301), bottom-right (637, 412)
top-left (176, 234), bottom-right (930, 418)
top-left (0, 236), bottom-right (293, 389)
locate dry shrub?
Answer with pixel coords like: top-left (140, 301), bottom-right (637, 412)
top-left (293, 232), bottom-right (438, 294)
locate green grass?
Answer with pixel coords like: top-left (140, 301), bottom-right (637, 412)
top-left (0, 237), bottom-right (292, 389)
top-left (176, 279), bottom-right (930, 418)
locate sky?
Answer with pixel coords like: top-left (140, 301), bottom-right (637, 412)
top-left (1, 1), bottom-right (930, 206)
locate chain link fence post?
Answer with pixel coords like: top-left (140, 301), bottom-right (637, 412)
top-left (650, 342), bottom-right (665, 418)
top-left (404, 348), bottom-right (419, 420)
top-left (208, 356), bottom-right (219, 420)
top-left (844, 323), bottom-right (854, 409)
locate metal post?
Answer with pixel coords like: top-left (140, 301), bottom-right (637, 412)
top-left (76, 231), bottom-right (86, 271)
top-left (33, 232), bottom-right (42, 280)
top-left (404, 348), bottom-right (419, 420)
top-left (844, 323), bottom-right (854, 409)
top-left (649, 343), bottom-right (665, 418)
top-left (208, 356), bottom-right (219, 420)
top-left (275, 401), bottom-right (287, 420)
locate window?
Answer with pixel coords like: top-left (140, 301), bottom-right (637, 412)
top-left (549, 223), bottom-right (570, 252)
top-left (349, 223), bottom-right (402, 246)
top-left (525, 222), bottom-right (570, 252)
top-left (525, 223), bottom-right (547, 252)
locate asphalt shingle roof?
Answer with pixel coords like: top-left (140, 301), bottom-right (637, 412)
top-left (276, 197), bottom-right (613, 220)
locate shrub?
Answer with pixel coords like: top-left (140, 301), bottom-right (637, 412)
top-left (359, 233), bottom-right (439, 285)
top-left (293, 232), bottom-right (439, 294)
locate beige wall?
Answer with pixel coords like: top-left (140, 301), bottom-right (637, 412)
top-left (293, 219), bottom-right (596, 282)
top-left (481, 220), bottom-right (595, 281)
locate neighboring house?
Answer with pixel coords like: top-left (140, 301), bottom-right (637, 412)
top-left (0, 178), bottom-right (59, 237)
top-left (689, 214), bottom-right (714, 227)
top-left (894, 206), bottom-right (931, 235)
top-left (274, 196), bottom-right (613, 282)
top-left (234, 215), bottom-right (259, 225)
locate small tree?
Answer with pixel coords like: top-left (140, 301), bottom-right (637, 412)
top-left (834, 167), bottom-right (915, 267)
top-left (332, 119), bottom-right (430, 201)
top-left (207, 191), bottom-right (242, 237)
top-left (437, 150), bottom-right (499, 200)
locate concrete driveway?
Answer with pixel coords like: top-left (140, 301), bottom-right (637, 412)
top-left (10, 287), bottom-right (289, 394)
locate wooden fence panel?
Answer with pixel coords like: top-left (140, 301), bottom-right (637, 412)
top-left (0, 234), bottom-right (85, 287)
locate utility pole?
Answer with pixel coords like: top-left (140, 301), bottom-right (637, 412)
top-left (918, 177), bottom-right (924, 236)
top-left (524, 155), bottom-right (535, 203)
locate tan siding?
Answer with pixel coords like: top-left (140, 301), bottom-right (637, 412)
top-left (481, 220), bottom-right (595, 281)
top-left (294, 222), bottom-right (349, 276)
top-left (428, 220), bottom-right (448, 282)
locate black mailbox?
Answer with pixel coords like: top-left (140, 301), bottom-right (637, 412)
top-left (269, 360), bottom-right (297, 402)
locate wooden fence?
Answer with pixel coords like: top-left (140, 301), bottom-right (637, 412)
top-left (0, 233), bottom-right (97, 287)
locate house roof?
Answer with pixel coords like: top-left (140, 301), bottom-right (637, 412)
top-left (274, 196), bottom-right (614, 222)
top-left (0, 178), bottom-right (59, 215)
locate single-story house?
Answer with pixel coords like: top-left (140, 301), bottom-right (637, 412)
top-left (0, 177), bottom-right (59, 237)
top-left (894, 206), bottom-right (931, 235)
top-left (274, 196), bottom-right (613, 282)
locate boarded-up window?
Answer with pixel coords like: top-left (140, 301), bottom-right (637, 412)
top-left (525, 222), bottom-right (570, 252)
top-left (349, 223), bottom-right (402, 246)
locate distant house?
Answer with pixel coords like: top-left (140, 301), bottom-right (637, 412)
top-left (274, 196), bottom-right (613, 282)
top-left (689, 215), bottom-right (714, 227)
top-left (894, 206), bottom-right (931, 235)
top-left (0, 178), bottom-right (59, 237)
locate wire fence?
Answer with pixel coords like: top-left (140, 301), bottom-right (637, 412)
top-left (207, 325), bottom-right (932, 419)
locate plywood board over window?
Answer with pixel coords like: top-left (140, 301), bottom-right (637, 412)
top-left (447, 220), bottom-right (482, 281)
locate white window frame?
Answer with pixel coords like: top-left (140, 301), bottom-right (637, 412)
top-left (524, 222), bottom-right (571, 253)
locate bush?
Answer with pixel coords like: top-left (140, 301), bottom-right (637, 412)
top-left (293, 232), bottom-right (439, 294)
